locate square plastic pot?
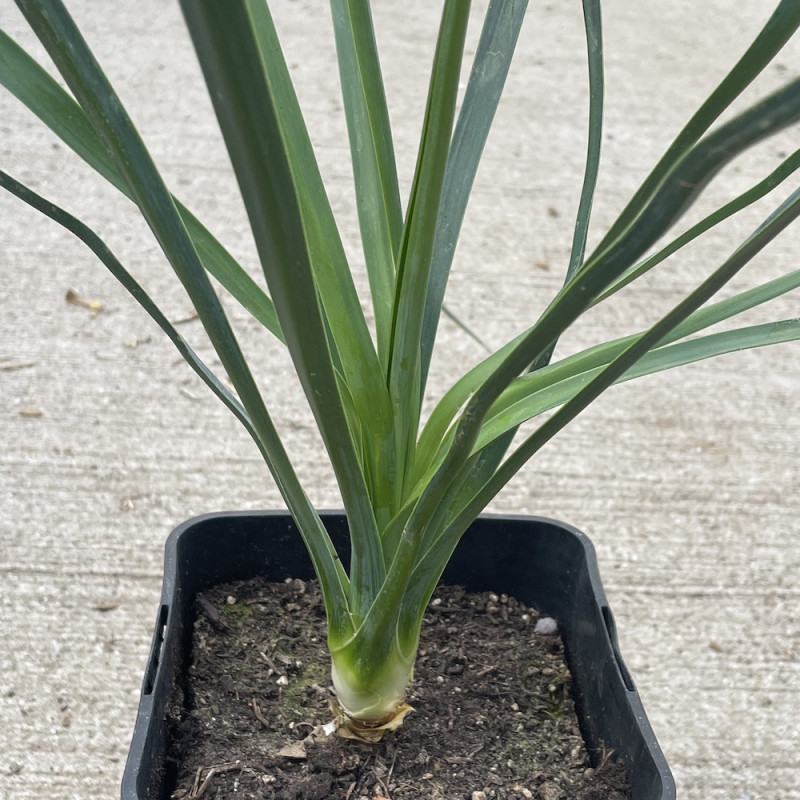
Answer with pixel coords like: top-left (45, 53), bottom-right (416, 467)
top-left (121, 511), bottom-right (675, 799)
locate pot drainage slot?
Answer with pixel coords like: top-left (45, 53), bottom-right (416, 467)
top-left (143, 604), bottom-right (169, 696)
top-left (602, 605), bottom-right (635, 692)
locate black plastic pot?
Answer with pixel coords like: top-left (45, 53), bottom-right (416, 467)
top-left (121, 511), bottom-right (675, 799)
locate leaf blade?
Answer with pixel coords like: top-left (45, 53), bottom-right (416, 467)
top-left (330, 0), bottom-right (402, 367)
top-left (387, 0), bottom-right (472, 502)
top-left (419, 0), bottom-right (529, 393)
top-left (457, 182), bottom-right (800, 525)
top-left (180, 0), bottom-right (387, 620)
top-left (0, 27), bottom-right (284, 341)
top-left (12, 0), bottom-right (354, 635)
top-left (587, 0), bottom-right (800, 261)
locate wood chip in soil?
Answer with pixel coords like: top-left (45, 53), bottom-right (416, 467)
top-left (167, 577), bottom-right (629, 800)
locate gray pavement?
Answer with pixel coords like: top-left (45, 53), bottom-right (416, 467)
top-left (2, 2), bottom-right (799, 798)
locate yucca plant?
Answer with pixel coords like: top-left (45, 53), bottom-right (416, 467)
top-left (2, 0), bottom-right (800, 742)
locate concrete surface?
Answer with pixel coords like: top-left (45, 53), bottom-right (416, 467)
top-left (1, 2), bottom-right (799, 798)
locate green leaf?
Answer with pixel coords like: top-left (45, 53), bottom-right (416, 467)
top-left (413, 332), bottom-right (525, 489)
top-left (476, 259), bottom-right (800, 448)
top-left (0, 169), bottom-right (254, 444)
top-left (412, 0), bottom-right (603, 524)
top-left (387, 0), bottom-right (472, 504)
top-left (404, 178), bottom-right (800, 621)
top-left (479, 319), bottom-right (800, 453)
top-left (455, 182), bottom-right (800, 529)
top-left (567, 0), bottom-right (603, 279)
top-left (179, 0), bottom-right (387, 622)
top-left (330, 0), bottom-right (403, 368)
top-left (245, 0), bottom-right (398, 532)
top-left (588, 0), bottom-right (800, 262)
top-left (596, 141), bottom-right (800, 304)
top-left (0, 27), bottom-right (284, 342)
top-left (419, 0), bottom-right (529, 394)
top-left (589, 76), bottom-right (800, 292)
top-left (13, 0), bottom-right (353, 637)
top-left (427, 72), bottom-right (800, 473)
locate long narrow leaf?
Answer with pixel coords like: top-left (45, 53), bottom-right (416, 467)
top-left (0, 166), bottom-right (353, 627)
top-left (387, 0), bottom-right (472, 504)
top-left (0, 28), bottom-right (284, 341)
top-left (421, 0), bottom-right (603, 522)
top-left (417, 261), bottom-right (800, 498)
top-left (413, 331), bottom-right (526, 485)
top-left (566, 0), bottom-right (603, 278)
top-left (404, 178), bottom-right (800, 620)
top-left (243, 0), bottom-right (397, 533)
top-left (401, 188), bottom-right (800, 635)
top-left (454, 182), bottom-right (800, 532)
top-left (477, 319), bottom-right (800, 452)
top-left (595, 144), bottom-right (800, 303)
top-left (398, 312), bottom-right (800, 630)
top-left (495, 261), bottom-right (800, 436)
top-left (418, 0), bottom-right (528, 394)
top-left (179, 0), bottom-right (386, 623)
top-left (416, 137), bottom-right (800, 489)
top-left (13, 0), bottom-right (354, 637)
top-left (432, 72), bottom-right (800, 475)
top-left (0, 169), bottom-right (254, 440)
top-left (588, 0), bottom-right (800, 259)
top-left (330, 0), bottom-right (402, 367)
top-left (583, 76), bottom-right (800, 287)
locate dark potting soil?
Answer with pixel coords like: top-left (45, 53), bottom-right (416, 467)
top-left (167, 577), bottom-right (629, 800)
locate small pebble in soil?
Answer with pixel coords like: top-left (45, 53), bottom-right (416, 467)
top-left (535, 616), bottom-right (559, 635)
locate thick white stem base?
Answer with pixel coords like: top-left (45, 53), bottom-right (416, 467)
top-left (330, 653), bottom-right (415, 741)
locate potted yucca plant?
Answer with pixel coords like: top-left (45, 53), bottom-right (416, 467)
top-left (2, 0), bottom-right (800, 797)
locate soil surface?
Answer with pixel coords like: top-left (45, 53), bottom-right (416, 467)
top-left (167, 578), bottom-right (629, 800)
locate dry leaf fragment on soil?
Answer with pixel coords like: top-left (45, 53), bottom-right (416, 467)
top-left (276, 740), bottom-right (308, 760)
top-left (275, 720), bottom-right (338, 760)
